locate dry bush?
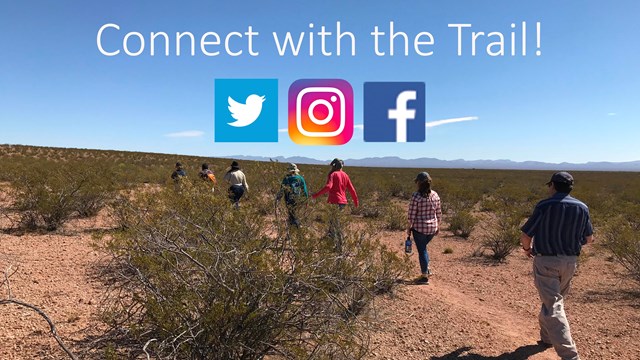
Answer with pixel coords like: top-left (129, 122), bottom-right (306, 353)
top-left (482, 213), bottom-right (522, 262)
top-left (10, 165), bottom-right (117, 231)
top-left (602, 216), bottom-right (640, 285)
top-left (384, 204), bottom-right (406, 231)
top-left (448, 211), bottom-right (477, 238)
top-left (100, 182), bottom-right (409, 359)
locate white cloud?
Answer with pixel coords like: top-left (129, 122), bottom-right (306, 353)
top-left (278, 128), bottom-right (288, 133)
top-left (426, 116), bottom-right (479, 128)
top-left (164, 130), bottom-right (205, 138)
top-left (607, 112), bottom-right (617, 116)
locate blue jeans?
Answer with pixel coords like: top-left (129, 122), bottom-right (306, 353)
top-left (412, 229), bottom-right (435, 275)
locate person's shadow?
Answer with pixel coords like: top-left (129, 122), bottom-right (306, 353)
top-left (430, 344), bottom-right (550, 360)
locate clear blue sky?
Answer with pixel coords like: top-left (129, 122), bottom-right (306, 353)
top-left (1, 0), bottom-right (639, 163)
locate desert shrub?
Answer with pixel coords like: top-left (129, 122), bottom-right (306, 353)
top-left (602, 217), bottom-right (640, 285)
top-left (10, 165), bottom-right (117, 230)
top-left (448, 210), bottom-right (477, 238)
top-left (101, 182), bottom-right (409, 359)
top-left (74, 169), bottom-right (118, 217)
top-left (482, 213), bottom-right (522, 262)
top-left (384, 204), bottom-right (407, 231)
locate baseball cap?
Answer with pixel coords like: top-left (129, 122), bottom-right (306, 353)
top-left (546, 171), bottom-right (574, 185)
top-left (414, 171), bottom-right (431, 182)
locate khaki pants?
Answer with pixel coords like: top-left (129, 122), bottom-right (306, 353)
top-left (533, 255), bottom-right (579, 360)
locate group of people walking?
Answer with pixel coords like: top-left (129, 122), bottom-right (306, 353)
top-left (173, 159), bottom-right (593, 360)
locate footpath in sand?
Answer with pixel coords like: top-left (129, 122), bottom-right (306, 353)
top-left (0, 211), bottom-right (639, 359)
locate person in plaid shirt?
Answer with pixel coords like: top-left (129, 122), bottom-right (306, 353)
top-left (407, 171), bottom-right (442, 284)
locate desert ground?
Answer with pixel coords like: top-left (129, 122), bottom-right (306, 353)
top-left (1, 205), bottom-right (638, 359)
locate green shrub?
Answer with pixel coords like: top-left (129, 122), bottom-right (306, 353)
top-left (448, 210), bottom-right (477, 238)
top-left (10, 165), bottom-right (117, 231)
top-left (482, 214), bottom-right (522, 262)
top-left (384, 204), bottom-right (407, 231)
top-left (102, 182), bottom-right (409, 359)
top-left (602, 217), bottom-right (640, 285)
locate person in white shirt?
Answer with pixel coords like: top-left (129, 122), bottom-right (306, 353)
top-left (223, 161), bottom-right (249, 208)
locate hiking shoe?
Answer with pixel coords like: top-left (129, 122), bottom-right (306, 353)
top-left (536, 340), bottom-right (553, 349)
top-left (414, 276), bottom-right (429, 285)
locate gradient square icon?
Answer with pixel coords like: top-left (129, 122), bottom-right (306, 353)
top-left (214, 79), bottom-right (278, 142)
top-left (288, 79), bottom-right (354, 145)
top-left (363, 82), bottom-right (426, 142)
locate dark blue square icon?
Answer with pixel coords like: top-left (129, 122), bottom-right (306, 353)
top-left (363, 82), bottom-right (426, 142)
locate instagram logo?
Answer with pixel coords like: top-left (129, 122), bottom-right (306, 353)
top-left (288, 79), bottom-right (354, 145)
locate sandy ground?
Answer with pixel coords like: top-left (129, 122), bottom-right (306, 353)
top-left (0, 203), bottom-right (639, 359)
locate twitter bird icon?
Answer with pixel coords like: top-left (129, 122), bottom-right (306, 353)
top-left (227, 94), bottom-right (265, 127)
top-left (215, 79), bottom-right (278, 142)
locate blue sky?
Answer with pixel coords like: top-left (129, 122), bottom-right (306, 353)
top-left (1, 0), bottom-right (639, 163)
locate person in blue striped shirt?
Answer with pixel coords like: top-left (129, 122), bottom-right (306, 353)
top-left (520, 171), bottom-right (594, 360)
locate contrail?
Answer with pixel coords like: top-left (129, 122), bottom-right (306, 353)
top-left (278, 116), bottom-right (478, 133)
top-left (426, 116), bottom-right (479, 128)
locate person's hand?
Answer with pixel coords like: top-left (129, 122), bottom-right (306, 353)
top-left (435, 229), bottom-right (440, 236)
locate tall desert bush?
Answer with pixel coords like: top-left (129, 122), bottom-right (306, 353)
top-left (602, 217), bottom-right (640, 285)
top-left (102, 182), bottom-right (409, 359)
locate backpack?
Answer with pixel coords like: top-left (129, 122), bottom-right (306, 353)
top-left (284, 176), bottom-right (303, 203)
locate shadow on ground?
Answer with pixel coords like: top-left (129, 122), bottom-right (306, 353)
top-left (430, 344), bottom-right (549, 360)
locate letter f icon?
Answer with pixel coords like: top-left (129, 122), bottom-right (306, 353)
top-left (388, 90), bottom-right (417, 143)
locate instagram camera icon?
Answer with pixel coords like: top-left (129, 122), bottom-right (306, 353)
top-left (288, 79), bottom-right (354, 145)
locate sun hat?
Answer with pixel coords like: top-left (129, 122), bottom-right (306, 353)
top-left (287, 163), bottom-right (300, 173)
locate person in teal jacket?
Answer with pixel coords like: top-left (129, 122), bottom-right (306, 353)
top-left (276, 163), bottom-right (309, 227)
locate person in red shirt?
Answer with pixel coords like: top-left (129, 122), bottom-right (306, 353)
top-left (312, 158), bottom-right (359, 209)
top-left (312, 159), bottom-right (358, 249)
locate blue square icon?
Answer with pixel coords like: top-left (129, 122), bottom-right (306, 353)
top-left (215, 79), bottom-right (278, 142)
top-left (363, 82), bottom-right (426, 142)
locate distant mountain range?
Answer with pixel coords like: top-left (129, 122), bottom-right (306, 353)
top-left (227, 155), bottom-right (640, 172)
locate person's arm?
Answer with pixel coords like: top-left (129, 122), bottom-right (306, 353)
top-left (520, 233), bottom-right (534, 258)
top-left (312, 173), bottom-right (333, 199)
top-left (242, 172), bottom-right (249, 191)
top-left (520, 207), bottom-right (541, 257)
top-left (435, 194), bottom-right (443, 235)
top-left (407, 195), bottom-right (417, 236)
top-left (346, 176), bottom-right (359, 207)
top-left (301, 176), bottom-right (309, 198)
top-left (223, 172), bottom-right (231, 184)
top-left (583, 212), bottom-right (595, 245)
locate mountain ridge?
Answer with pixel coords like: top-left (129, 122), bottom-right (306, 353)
top-left (226, 155), bottom-right (640, 172)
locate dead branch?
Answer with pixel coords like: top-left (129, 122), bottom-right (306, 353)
top-left (1, 266), bottom-right (78, 360)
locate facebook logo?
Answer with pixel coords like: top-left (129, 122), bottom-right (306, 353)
top-left (363, 82), bottom-right (425, 142)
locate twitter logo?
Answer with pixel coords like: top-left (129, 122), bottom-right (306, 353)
top-left (215, 79), bottom-right (278, 142)
top-left (227, 94), bottom-right (265, 127)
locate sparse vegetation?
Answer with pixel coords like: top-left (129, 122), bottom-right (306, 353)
top-left (448, 211), bottom-right (478, 238)
top-left (100, 182), bottom-right (410, 359)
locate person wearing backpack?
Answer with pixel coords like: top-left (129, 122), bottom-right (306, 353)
top-left (171, 162), bottom-right (187, 191)
top-left (199, 163), bottom-right (217, 192)
top-left (223, 160), bottom-right (248, 209)
top-left (276, 163), bottom-right (309, 227)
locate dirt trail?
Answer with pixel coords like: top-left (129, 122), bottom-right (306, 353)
top-left (1, 207), bottom-right (639, 359)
